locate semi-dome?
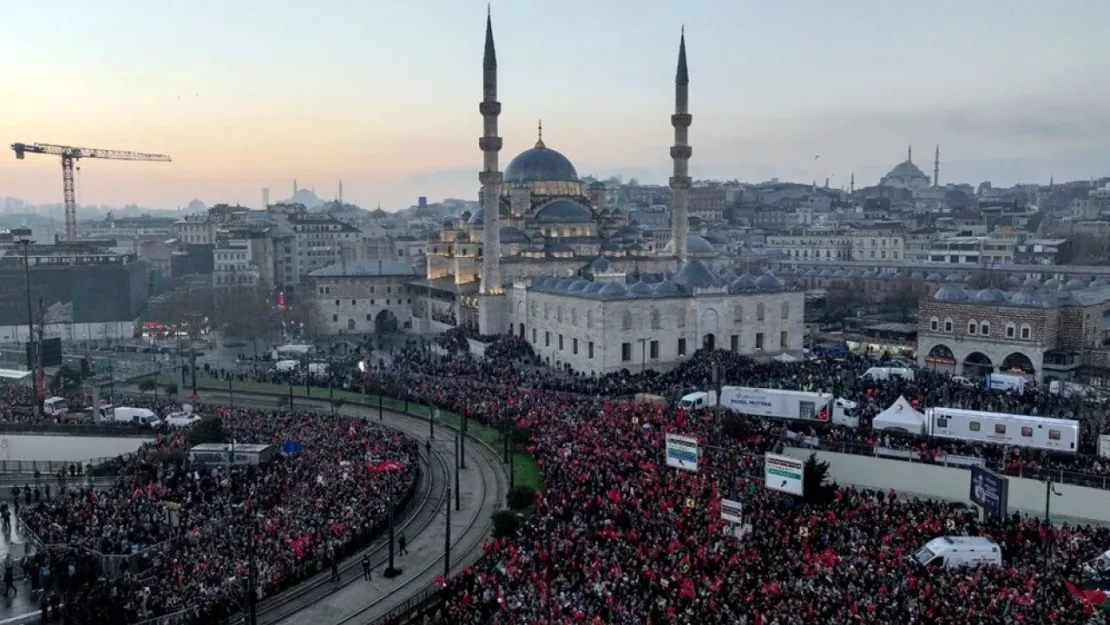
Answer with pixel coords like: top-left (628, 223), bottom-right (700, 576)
top-left (1009, 290), bottom-right (1043, 306)
top-left (568, 279), bottom-right (590, 292)
top-left (500, 226), bottom-right (530, 244)
top-left (654, 280), bottom-right (683, 296)
top-left (555, 277), bottom-right (575, 290)
top-left (862, 270), bottom-right (878, 279)
top-left (933, 286), bottom-right (968, 302)
top-left (945, 273), bottom-right (963, 283)
top-left (819, 269), bottom-right (834, 278)
top-left (662, 234), bottom-right (716, 255)
top-left (1022, 277), bottom-right (1040, 288)
top-left (629, 281), bottom-right (655, 296)
top-left (587, 256), bottom-right (612, 274)
top-left (925, 272), bottom-right (943, 282)
top-left (1066, 279), bottom-right (1088, 290)
top-left (541, 276), bottom-right (560, 289)
top-left (584, 281), bottom-right (605, 293)
top-left (467, 200), bottom-right (510, 225)
top-left (973, 288), bottom-right (1008, 303)
top-left (848, 271), bottom-right (864, 279)
top-left (610, 225), bottom-right (642, 241)
top-left (504, 143), bottom-right (579, 183)
top-left (833, 270), bottom-right (851, 278)
top-left (535, 200), bottom-right (592, 223)
top-left (597, 282), bottom-right (627, 298)
top-left (755, 274), bottom-right (783, 290)
top-left (805, 269), bottom-right (819, 277)
top-left (672, 260), bottom-right (721, 288)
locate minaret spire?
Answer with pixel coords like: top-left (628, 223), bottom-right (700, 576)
top-left (477, 7), bottom-right (505, 334)
top-left (536, 119), bottom-right (545, 148)
top-left (669, 27), bottom-right (692, 262)
top-left (933, 144), bottom-right (940, 187)
top-left (850, 172), bottom-right (855, 194)
top-left (907, 144), bottom-right (912, 163)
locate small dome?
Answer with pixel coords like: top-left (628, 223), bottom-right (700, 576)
top-left (880, 272), bottom-right (896, 280)
top-left (755, 274), bottom-right (783, 290)
top-left (1005, 275), bottom-right (1022, 287)
top-left (673, 260), bottom-right (721, 288)
top-left (732, 274), bottom-right (758, 291)
top-left (862, 270), bottom-right (878, 279)
top-left (1091, 279), bottom-right (1109, 289)
top-left (654, 280), bottom-right (683, 296)
top-left (555, 277), bottom-right (575, 290)
top-left (629, 281), bottom-right (655, 296)
top-left (973, 288), bottom-right (1008, 303)
top-left (805, 269), bottom-right (819, 277)
top-left (925, 272), bottom-right (943, 282)
top-left (588, 180), bottom-right (606, 190)
top-left (946, 273), bottom-right (963, 283)
top-left (504, 144), bottom-right (579, 183)
top-left (1043, 278), bottom-right (1062, 289)
top-left (662, 234), bottom-right (716, 255)
top-left (933, 286), bottom-right (968, 302)
top-left (569, 279), bottom-right (590, 292)
top-left (597, 282), bottom-right (628, 298)
top-left (1066, 279), bottom-right (1087, 290)
top-left (833, 270), bottom-right (851, 278)
top-left (720, 272), bottom-right (738, 283)
top-left (468, 200), bottom-right (510, 225)
top-left (588, 256), bottom-right (612, 274)
top-left (541, 276), bottom-right (560, 289)
top-left (819, 269), bottom-right (834, 278)
top-left (848, 271), bottom-right (864, 279)
top-left (1051, 290), bottom-right (1081, 306)
top-left (910, 272), bottom-right (925, 280)
top-left (500, 226), bottom-right (530, 244)
top-left (1009, 290), bottom-right (1043, 307)
top-left (610, 225), bottom-right (642, 241)
top-left (1022, 277), bottom-right (1040, 288)
top-left (535, 200), bottom-right (592, 223)
top-left (585, 281), bottom-right (605, 293)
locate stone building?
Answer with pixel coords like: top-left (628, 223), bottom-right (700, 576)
top-left (309, 259), bottom-right (416, 335)
top-left (508, 259), bottom-right (804, 375)
top-left (916, 284), bottom-right (1110, 383)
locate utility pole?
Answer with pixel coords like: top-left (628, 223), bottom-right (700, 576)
top-left (229, 376), bottom-right (234, 410)
top-left (1044, 476), bottom-right (1061, 571)
top-left (460, 412), bottom-right (467, 470)
top-left (713, 362), bottom-right (722, 437)
top-left (378, 388), bottom-right (383, 421)
top-left (455, 432), bottom-right (461, 511)
top-left (429, 401), bottom-right (435, 440)
top-left (19, 240), bottom-right (38, 420)
top-left (445, 486), bottom-right (452, 578)
top-left (247, 523), bottom-right (258, 625)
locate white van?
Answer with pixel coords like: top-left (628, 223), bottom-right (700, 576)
top-left (43, 396), bottom-right (69, 417)
top-left (863, 367), bottom-right (916, 382)
top-left (987, 373), bottom-right (1026, 393)
top-left (910, 536), bottom-right (1001, 569)
top-left (678, 391), bottom-right (718, 410)
top-left (97, 406), bottom-right (161, 427)
top-left (272, 359), bottom-right (299, 373)
top-left (163, 412), bottom-right (201, 428)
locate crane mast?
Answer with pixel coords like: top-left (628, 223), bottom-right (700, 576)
top-left (10, 142), bottom-right (171, 242)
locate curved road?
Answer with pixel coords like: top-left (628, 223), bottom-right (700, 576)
top-left (196, 390), bottom-right (509, 625)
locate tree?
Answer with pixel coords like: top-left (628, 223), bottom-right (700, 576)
top-left (491, 510), bottom-right (522, 537)
top-left (138, 378), bottom-right (159, 396)
top-left (49, 365), bottom-right (83, 395)
top-left (967, 268), bottom-right (1000, 290)
top-left (146, 286), bottom-right (214, 338)
top-left (823, 280), bottom-right (856, 322)
top-left (802, 453), bottom-right (836, 505)
top-left (882, 278), bottom-right (927, 322)
top-left (278, 297), bottom-right (325, 341)
top-left (507, 485), bottom-right (535, 511)
top-left (213, 283), bottom-right (274, 349)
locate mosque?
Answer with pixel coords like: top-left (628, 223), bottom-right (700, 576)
top-left (413, 13), bottom-right (803, 374)
top-left (877, 145), bottom-right (939, 191)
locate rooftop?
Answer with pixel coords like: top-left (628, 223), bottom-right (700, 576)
top-left (309, 259), bottom-right (416, 278)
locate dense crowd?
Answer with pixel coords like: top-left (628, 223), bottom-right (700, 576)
top-left (10, 395), bottom-right (417, 625)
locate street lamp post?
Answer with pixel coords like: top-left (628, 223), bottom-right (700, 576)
top-left (455, 432), bottom-right (461, 512)
top-left (19, 241), bottom-right (38, 419)
top-left (460, 412), bottom-right (467, 470)
top-left (1044, 476), bottom-right (1062, 571)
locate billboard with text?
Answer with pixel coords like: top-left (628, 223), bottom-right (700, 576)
top-left (665, 433), bottom-right (699, 473)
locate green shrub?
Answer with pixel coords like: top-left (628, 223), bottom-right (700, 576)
top-left (507, 485), bottom-right (534, 511)
top-left (491, 510), bottom-right (522, 538)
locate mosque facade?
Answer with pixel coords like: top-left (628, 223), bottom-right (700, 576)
top-left (414, 13), bottom-right (803, 372)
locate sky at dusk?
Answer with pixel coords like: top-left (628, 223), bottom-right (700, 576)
top-left (2, 0), bottom-right (1109, 211)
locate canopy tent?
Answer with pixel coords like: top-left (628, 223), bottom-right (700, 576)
top-left (872, 396), bottom-right (926, 434)
top-left (773, 353), bottom-right (799, 363)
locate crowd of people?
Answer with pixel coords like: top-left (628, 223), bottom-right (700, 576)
top-left (4, 389), bottom-right (418, 625)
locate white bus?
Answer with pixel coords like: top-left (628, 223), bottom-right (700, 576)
top-left (925, 407), bottom-right (1078, 453)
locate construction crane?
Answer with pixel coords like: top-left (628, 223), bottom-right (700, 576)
top-left (11, 142), bottom-right (171, 242)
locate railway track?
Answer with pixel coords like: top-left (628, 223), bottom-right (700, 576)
top-left (214, 392), bottom-right (506, 625)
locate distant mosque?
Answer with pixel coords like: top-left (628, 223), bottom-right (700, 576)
top-left (878, 145), bottom-right (941, 191)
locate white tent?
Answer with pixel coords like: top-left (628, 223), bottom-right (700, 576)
top-left (872, 396), bottom-right (926, 434)
top-left (773, 352), bottom-right (799, 363)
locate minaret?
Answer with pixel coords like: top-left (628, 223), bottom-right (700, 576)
top-left (933, 145), bottom-right (940, 187)
top-left (669, 27), bottom-right (692, 262)
top-left (849, 173), bottom-right (855, 194)
top-left (907, 145), bottom-right (912, 163)
top-left (477, 7), bottom-right (505, 335)
top-left (294, 179), bottom-right (298, 195)
top-left (339, 180), bottom-right (344, 203)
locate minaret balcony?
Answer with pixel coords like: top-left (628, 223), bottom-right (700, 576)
top-left (671, 113), bottom-right (692, 128)
top-left (479, 101), bottom-right (502, 116)
top-left (479, 171), bottom-right (503, 186)
top-left (669, 176), bottom-right (692, 190)
top-left (478, 137), bottom-right (503, 152)
top-left (670, 146), bottom-right (692, 160)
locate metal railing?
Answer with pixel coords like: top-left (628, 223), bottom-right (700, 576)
top-left (0, 457), bottom-right (118, 477)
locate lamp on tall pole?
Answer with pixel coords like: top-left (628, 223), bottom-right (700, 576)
top-left (18, 239), bottom-right (39, 419)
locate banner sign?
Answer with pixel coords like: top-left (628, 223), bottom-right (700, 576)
top-left (721, 498), bottom-right (743, 524)
top-left (665, 433), bottom-right (699, 473)
top-left (969, 465), bottom-right (1009, 519)
top-left (764, 453), bottom-right (805, 496)
top-left (1099, 435), bottom-right (1110, 459)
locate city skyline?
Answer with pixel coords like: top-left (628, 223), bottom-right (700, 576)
top-left (2, 0), bottom-right (1109, 210)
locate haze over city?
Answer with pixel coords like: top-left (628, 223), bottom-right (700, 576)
top-left (2, 0), bottom-right (1109, 210)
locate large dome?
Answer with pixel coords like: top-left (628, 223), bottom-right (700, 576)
top-left (662, 234), bottom-right (716, 255)
top-left (504, 143), bottom-right (578, 183)
top-left (535, 200), bottom-right (592, 223)
top-left (881, 160), bottom-right (929, 184)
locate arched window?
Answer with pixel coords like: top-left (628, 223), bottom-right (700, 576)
top-left (1005, 322), bottom-right (1016, 338)
top-left (571, 308), bottom-right (578, 326)
top-left (781, 301), bottom-right (790, 320)
top-left (944, 318), bottom-right (953, 332)
top-left (756, 303), bottom-right (765, 322)
top-left (621, 311), bottom-right (633, 331)
top-left (1020, 323), bottom-right (1032, 340)
top-left (967, 319), bottom-right (978, 335)
top-left (733, 305), bottom-right (743, 323)
top-left (557, 305), bottom-right (563, 323)
top-left (651, 309), bottom-right (661, 330)
top-left (979, 321), bottom-right (990, 336)
top-left (676, 309), bottom-right (687, 328)
top-left (930, 317), bottom-right (939, 332)
top-left (347, 318), bottom-right (356, 331)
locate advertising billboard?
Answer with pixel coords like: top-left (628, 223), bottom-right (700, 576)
top-left (720, 499), bottom-right (743, 524)
top-left (969, 465), bottom-right (1009, 519)
top-left (664, 433), bottom-right (699, 473)
top-left (764, 453), bottom-right (805, 496)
